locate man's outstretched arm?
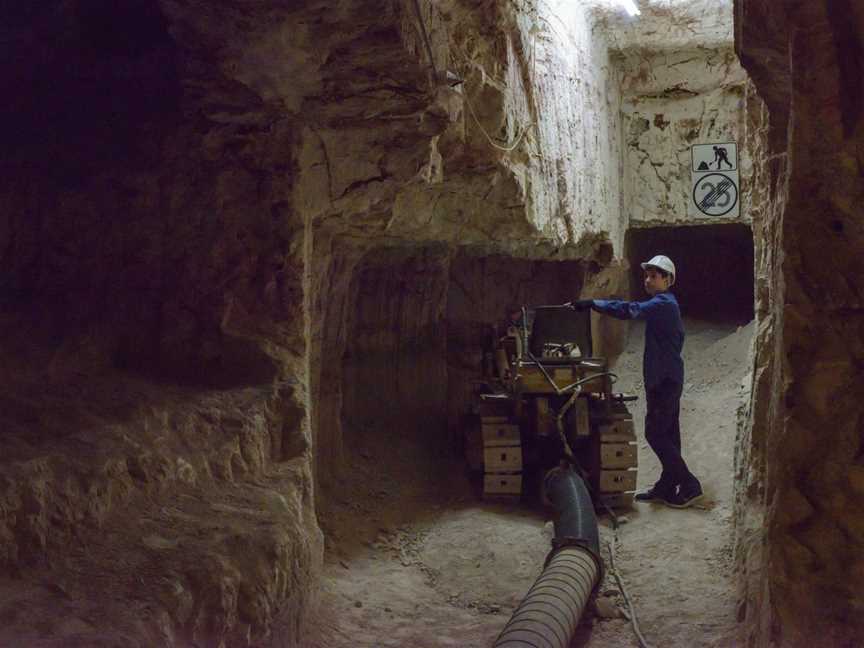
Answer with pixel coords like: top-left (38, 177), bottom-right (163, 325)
top-left (567, 296), bottom-right (664, 320)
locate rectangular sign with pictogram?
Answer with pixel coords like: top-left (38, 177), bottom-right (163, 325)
top-left (689, 142), bottom-right (739, 219)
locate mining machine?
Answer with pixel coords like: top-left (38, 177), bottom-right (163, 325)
top-left (465, 305), bottom-right (638, 509)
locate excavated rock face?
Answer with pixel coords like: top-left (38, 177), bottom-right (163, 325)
top-left (302, 0), bottom-right (626, 487)
top-left (608, 1), bottom-right (749, 227)
top-left (618, 46), bottom-right (747, 226)
top-left (0, 0), bottom-right (626, 644)
top-left (596, 0), bottom-right (753, 229)
top-left (18, 1), bottom-right (851, 645)
top-left (1, 2), bottom-right (320, 645)
top-left (734, 1), bottom-right (864, 645)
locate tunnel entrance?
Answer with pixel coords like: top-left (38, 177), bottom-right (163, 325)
top-left (625, 224), bottom-right (754, 323)
top-left (331, 246), bottom-right (588, 478)
top-left (311, 244), bottom-right (754, 648)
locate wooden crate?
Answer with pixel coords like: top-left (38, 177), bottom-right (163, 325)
top-left (477, 398), bottom-right (514, 418)
top-left (482, 422), bottom-right (521, 447)
top-left (598, 492), bottom-right (634, 509)
top-left (570, 397), bottom-right (591, 437)
top-left (518, 365), bottom-right (574, 394)
top-left (518, 363), bottom-right (608, 394)
top-left (481, 415), bottom-right (509, 423)
top-left (599, 469), bottom-right (637, 493)
top-left (484, 445), bottom-right (523, 472)
top-left (464, 421), bottom-right (484, 472)
top-left (598, 418), bottom-right (636, 442)
top-left (600, 443), bottom-right (637, 469)
top-left (535, 397), bottom-right (555, 437)
top-left (483, 473), bottom-right (522, 495)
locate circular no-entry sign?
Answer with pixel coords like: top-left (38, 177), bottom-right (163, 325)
top-left (692, 173), bottom-right (738, 216)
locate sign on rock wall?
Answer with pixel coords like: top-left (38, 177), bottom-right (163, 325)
top-left (690, 142), bottom-right (739, 219)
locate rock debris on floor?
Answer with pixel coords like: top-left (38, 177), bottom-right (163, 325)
top-left (300, 319), bottom-right (753, 648)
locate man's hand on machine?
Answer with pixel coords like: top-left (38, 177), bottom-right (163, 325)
top-left (564, 299), bottom-right (594, 311)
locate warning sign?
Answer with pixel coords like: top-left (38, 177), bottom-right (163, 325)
top-left (690, 142), bottom-right (739, 218)
top-left (693, 173), bottom-right (738, 217)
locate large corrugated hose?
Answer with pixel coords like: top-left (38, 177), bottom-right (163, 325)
top-left (493, 467), bottom-right (603, 648)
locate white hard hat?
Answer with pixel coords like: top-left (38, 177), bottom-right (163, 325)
top-left (641, 255), bottom-right (676, 284)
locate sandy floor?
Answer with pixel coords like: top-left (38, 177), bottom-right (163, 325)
top-left (299, 318), bottom-right (753, 648)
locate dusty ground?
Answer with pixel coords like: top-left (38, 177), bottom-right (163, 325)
top-left (300, 318), bottom-right (753, 648)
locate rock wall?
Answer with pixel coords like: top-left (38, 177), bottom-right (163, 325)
top-left (1, 0), bottom-right (634, 644)
top-left (342, 246), bottom-right (451, 456)
top-left (503, 0), bottom-right (625, 250)
top-left (303, 0), bottom-right (630, 492)
top-left (0, 1), bottom-right (324, 645)
top-left (618, 46), bottom-right (749, 226)
top-left (293, 0), bottom-right (624, 252)
top-left (596, 1), bottom-right (752, 228)
top-left (599, 0), bottom-right (734, 52)
top-left (734, 1), bottom-right (864, 646)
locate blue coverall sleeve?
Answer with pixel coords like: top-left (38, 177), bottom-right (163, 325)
top-left (592, 296), bottom-right (664, 321)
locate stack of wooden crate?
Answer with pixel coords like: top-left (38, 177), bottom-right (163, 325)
top-left (597, 413), bottom-right (638, 507)
top-left (481, 416), bottom-right (523, 499)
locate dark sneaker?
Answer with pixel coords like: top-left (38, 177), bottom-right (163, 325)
top-left (634, 486), bottom-right (672, 502)
top-left (662, 485), bottom-right (704, 509)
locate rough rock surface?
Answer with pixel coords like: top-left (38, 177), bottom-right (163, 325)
top-left (734, 1), bottom-right (864, 646)
top-left (9, 0), bottom-right (847, 645)
top-left (597, 0), bottom-right (754, 227)
top-left (598, 0), bottom-right (734, 52)
top-left (0, 0), bottom-right (632, 644)
top-left (302, 0), bottom-right (628, 490)
top-left (618, 46), bottom-right (748, 226)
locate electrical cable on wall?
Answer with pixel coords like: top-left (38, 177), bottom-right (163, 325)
top-left (448, 27), bottom-right (538, 153)
top-left (463, 90), bottom-right (534, 152)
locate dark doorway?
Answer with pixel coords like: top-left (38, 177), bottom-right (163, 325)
top-left (625, 224), bottom-right (754, 323)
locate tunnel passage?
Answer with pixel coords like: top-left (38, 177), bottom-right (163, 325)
top-left (625, 224), bottom-right (754, 323)
top-left (338, 245), bottom-right (451, 470)
top-left (328, 246), bottom-right (590, 477)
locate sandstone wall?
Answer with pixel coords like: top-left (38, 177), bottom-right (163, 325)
top-left (734, 1), bottom-right (864, 646)
top-left (301, 0), bottom-right (631, 492)
top-left (618, 47), bottom-right (749, 226)
top-left (0, 1), bottom-right (325, 644)
top-left (293, 0), bottom-right (624, 253)
top-left (1, 0), bottom-right (634, 644)
top-left (505, 1), bottom-right (625, 250)
top-left (599, 0), bottom-right (734, 52)
top-left (593, 0), bottom-right (753, 230)
top-left (383, 0), bottom-right (626, 252)
top-left (342, 246), bottom-right (451, 455)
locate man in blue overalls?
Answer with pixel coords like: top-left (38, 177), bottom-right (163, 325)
top-left (570, 255), bottom-right (703, 508)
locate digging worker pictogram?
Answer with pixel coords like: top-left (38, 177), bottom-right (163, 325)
top-left (566, 255), bottom-right (703, 508)
top-left (712, 145), bottom-right (733, 169)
